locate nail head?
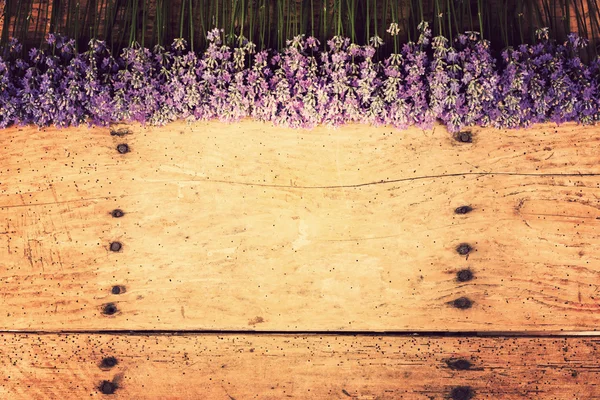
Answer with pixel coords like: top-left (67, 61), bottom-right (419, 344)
top-left (102, 303), bottom-right (118, 315)
top-left (446, 358), bottom-right (472, 371)
top-left (100, 356), bottom-right (118, 369)
top-left (457, 269), bottom-right (474, 282)
top-left (457, 132), bottom-right (473, 143)
top-left (451, 386), bottom-right (474, 400)
top-left (111, 209), bottom-right (124, 218)
top-left (99, 380), bottom-right (117, 395)
top-left (456, 243), bottom-right (472, 256)
top-left (109, 242), bottom-right (122, 252)
top-left (116, 143), bottom-right (129, 154)
top-left (110, 128), bottom-right (132, 137)
top-left (454, 205), bottom-right (473, 215)
top-left (452, 297), bottom-right (473, 309)
top-left (111, 285), bottom-right (123, 295)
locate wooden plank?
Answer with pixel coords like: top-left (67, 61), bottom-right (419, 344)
top-left (1, 333), bottom-right (600, 399)
top-left (2, 121), bottom-right (599, 194)
top-left (1, 121), bottom-right (599, 331)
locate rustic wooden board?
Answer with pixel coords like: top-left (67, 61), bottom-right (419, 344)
top-left (1, 121), bottom-right (599, 331)
top-left (1, 333), bottom-right (600, 399)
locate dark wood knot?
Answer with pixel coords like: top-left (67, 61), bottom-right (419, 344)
top-left (454, 206), bottom-right (473, 215)
top-left (452, 297), bottom-right (473, 309)
top-left (446, 358), bottom-right (472, 370)
top-left (450, 386), bottom-right (474, 400)
top-left (456, 243), bottom-right (472, 256)
top-left (109, 241), bottom-right (122, 252)
top-left (102, 303), bottom-right (118, 315)
top-left (456, 131), bottom-right (473, 143)
top-left (111, 209), bottom-right (124, 218)
top-left (116, 143), bottom-right (130, 154)
top-left (100, 356), bottom-right (118, 369)
top-left (99, 380), bottom-right (117, 395)
top-left (456, 269), bottom-right (474, 282)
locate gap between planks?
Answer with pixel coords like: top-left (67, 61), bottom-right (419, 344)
top-left (2, 333), bottom-right (600, 399)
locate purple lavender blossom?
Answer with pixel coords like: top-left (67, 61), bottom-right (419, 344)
top-left (0, 28), bottom-right (598, 131)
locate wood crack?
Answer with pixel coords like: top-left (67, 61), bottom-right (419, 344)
top-left (176, 172), bottom-right (600, 190)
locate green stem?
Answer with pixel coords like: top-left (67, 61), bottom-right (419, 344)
top-left (365, 0), bottom-right (369, 41)
top-left (447, 0), bottom-right (452, 44)
top-left (518, 10), bottom-right (524, 43)
top-left (373, 0), bottom-right (377, 38)
top-left (249, 0), bottom-right (254, 43)
top-left (435, 0), bottom-right (443, 37)
top-left (2, 0), bottom-right (12, 47)
top-left (466, 0), bottom-right (473, 32)
top-left (33, 0), bottom-right (43, 46)
top-left (390, 0), bottom-right (397, 52)
top-left (311, 0), bottom-right (315, 37)
top-left (41, 0), bottom-right (51, 47)
top-left (179, 0), bottom-right (186, 39)
top-left (141, 0), bottom-right (147, 48)
top-left (409, 0), bottom-right (415, 41)
top-left (337, 0), bottom-right (342, 36)
top-left (477, 0), bottom-right (484, 37)
top-left (323, 0), bottom-right (327, 40)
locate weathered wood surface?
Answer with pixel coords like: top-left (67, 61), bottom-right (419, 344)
top-left (1, 121), bottom-right (599, 331)
top-left (2, 334), bottom-right (600, 399)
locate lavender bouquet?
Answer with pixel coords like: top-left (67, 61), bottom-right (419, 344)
top-left (1, 25), bottom-right (599, 131)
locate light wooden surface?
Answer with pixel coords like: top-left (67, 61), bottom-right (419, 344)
top-left (1, 121), bottom-right (599, 331)
top-left (3, 121), bottom-right (600, 398)
top-left (1, 333), bottom-right (599, 399)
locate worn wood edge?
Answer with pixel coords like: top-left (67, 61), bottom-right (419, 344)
top-left (2, 333), bottom-right (600, 399)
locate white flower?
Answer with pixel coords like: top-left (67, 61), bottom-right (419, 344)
top-left (464, 31), bottom-right (480, 41)
top-left (535, 27), bottom-right (550, 41)
top-left (387, 23), bottom-right (400, 36)
top-left (369, 35), bottom-right (384, 48)
top-left (244, 42), bottom-right (257, 54)
top-left (417, 21), bottom-right (429, 32)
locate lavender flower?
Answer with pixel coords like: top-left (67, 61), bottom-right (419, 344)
top-left (0, 28), bottom-right (598, 132)
top-left (387, 23), bottom-right (401, 37)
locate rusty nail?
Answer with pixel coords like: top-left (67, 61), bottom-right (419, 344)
top-left (100, 357), bottom-right (118, 369)
top-left (456, 243), bottom-right (472, 256)
top-left (454, 206), bottom-right (473, 215)
top-left (450, 386), bottom-right (474, 400)
top-left (99, 380), bottom-right (117, 395)
top-left (452, 297), bottom-right (473, 309)
top-left (446, 359), bottom-right (472, 371)
top-left (102, 303), bottom-right (118, 315)
top-left (109, 242), bottom-right (122, 252)
top-left (111, 209), bottom-right (124, 218)
top-left (456, 132), bottom-right (472, 143)
top-left (116, 143), bottom-right (129, 154)
top-left (456, 269), bottom-right (474, 282)
top-left (110, 128), bottom-right (132, 137)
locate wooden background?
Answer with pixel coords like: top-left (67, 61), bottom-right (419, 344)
top-left (1, 120), bottom-right (600, 398)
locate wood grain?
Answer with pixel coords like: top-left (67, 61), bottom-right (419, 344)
top-left (1, 333), bottom-right (600, 399)
top-left (1, 121), bottom-right (599, 331)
